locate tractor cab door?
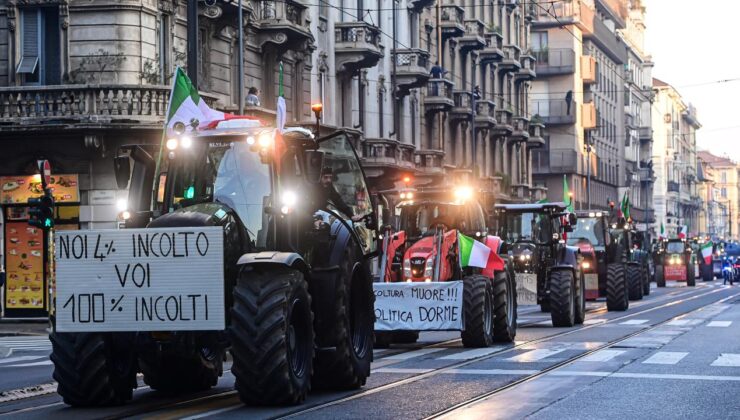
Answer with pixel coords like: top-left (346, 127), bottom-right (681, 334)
top-left (315, 132), bottom-right (377, 256)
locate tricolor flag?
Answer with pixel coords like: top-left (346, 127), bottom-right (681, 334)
top-left (458, 232), bottom-right (495, 271)
top-left (621, 192), bottom-right (631, 221)
top-left (563, 175), bottom-right (574, 212)
top-left (701, 241), bottom-right (713, 265)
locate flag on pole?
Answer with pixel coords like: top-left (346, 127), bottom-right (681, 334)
top-left (660, 221), bottom-right (665, 238)
top-left (458, 232), bottom-right (496, 272)
top-left (621, 192), bottom-right (631, 221)
top-left (701, 241), bottom-right (713, 265)
top-left (563, 175), bottom-right (574, 212)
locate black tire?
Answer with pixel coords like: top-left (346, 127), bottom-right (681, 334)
top-left (701, 264), bottom-right (713, 282)
top-left (313, 248), bottom-right (374, 390)
top-left (627, 264), bottom-right (644, 301)
top-left (50, 331), bottom-right (137, 407)
top-left (574, 271), bottom-right (586, 325)
top-left (461, 275), bottom-right (495, 347)
top-left (540, 300), bottom-right (551, 313)
top-left (606, 263), bottom-right (629, 311)
top-left (642, 265), bottom-right (651, 296)
top-left (138, 337), bottom-right (223, 393)
top-left (493, 270), bottom-right (517, 342)
top-left (549, 269), bottom-right (576, 327)
top-left (230, 267), bottom-right (314, 405)
top-left (374, 332), bottom-right (393, 349)
top-left (687, 264), bottom-right (696, 287)
top-left (656, 264), bottom-right (666, 287)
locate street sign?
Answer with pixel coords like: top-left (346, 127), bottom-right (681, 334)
top-left (54, 227), bottom-right (225, 332)
top-left (38, 160), bottom-right (51, 188)
top-left (374, 281), bottom-right (463, 331)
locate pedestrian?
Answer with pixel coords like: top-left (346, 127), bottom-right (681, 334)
top-left (430, 61), bottom-right (445, 79)
top-left (246, 87), bottom-right (261, 107)
top-left (565, 90), bottom-right (573, 115)
top-left (473, 85), bottom-right (481, 101)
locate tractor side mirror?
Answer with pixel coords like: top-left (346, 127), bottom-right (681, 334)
top-left (568, 213), bottom-right (577, 226)
top-left (304, 150), bottom-right (325, 183)
top-left (114, 155), bottom-right (131, 190)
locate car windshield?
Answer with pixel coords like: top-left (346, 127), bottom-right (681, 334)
top-left (666, 241), bottom-right (685, 253)
top-left (169, 138), bottom-right (272, 249)
top-left (568, 217), bottom-right (606, 247)
top-left (400, 203), bottom-right (467, 237)
top-left (502, 212), bottom-right (549, 243)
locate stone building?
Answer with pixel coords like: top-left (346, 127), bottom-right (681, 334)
top-left (697, 151), bottom-right (737, 240)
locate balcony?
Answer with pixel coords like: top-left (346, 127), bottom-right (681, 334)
top-left (639, 126), bottom-right (653, 142)
top-left (256, 0), bottom-right (314, 53)
top-left (459, 20), bottom-right (485, 52)
top-left (415, 149), bottom-right (445, 175)
top-left (474, 99), bottom-right (496, 128)
top-left (362, 138), bottom-right (416, 173)
top-left (532, 148), bottom-right (578, 174)
top-left (529, 186), bottom-right (548, 202)
top-left (0, 84), bottom-right (188, 129)
top-left (493, 174), bottom-right (511, 199)
top-left (510, 116), bottom-right (530, 141)
top-left (667, 181), bottom-right (680, 193)
top-left (531, 99), bottom-right (577, 125)
top-left (409, 0), bottom-right (436, 12)
top-left (511, 184), bottom-right (530, 201)
top-left (582, 102), bottom-right (596, 129)
top-left (516, 53), bottom-right (536, 81)
top-left (440, 4), bottom-right (465, 40)
top-left (479, 31), bottom-right (504, 63)
top-left (334, 22), bottom-right (383, 75)
top-left (582, 55), bottom-right (597, 84)
top-left (394, 48), bottom-right (431, 95)
top-left (527, 119), bottom-right (546, 148)
top-left (639, 166), bottom-right (654, 183)
top-left (533, 48), bottom-right (575, 76)
top-left (450, 91), bottom-right (473, 121)
top-left (532, 0), bottom-right (595, 36)
top-left (424, 79), bottom-right (455, 113)
top-left (498, 45), bottom-right (522, 73)
top-left (492, 105), bottom-right (514, 136)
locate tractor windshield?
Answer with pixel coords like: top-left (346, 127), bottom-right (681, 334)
top-left (666, 241), bottom-right (685, 254)
top-left (165, 137), bottom-right (272, 249)
top-left (502, 212), bottom-right (549, 243)
top-left (399, 203), bottom-right (467, 238)
top-left (568, 217), bottom-right (606, 247)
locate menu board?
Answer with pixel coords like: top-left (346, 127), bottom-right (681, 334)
top-left (1, 174), bottom-right (80, 204)
top-left (4, 222), bottom-right (45, 309)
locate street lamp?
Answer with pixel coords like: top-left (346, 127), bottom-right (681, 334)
top-left (311, 102), bottom-right (323, 137)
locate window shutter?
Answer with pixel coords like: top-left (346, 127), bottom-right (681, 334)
top-left (17, 10), bottom-right (40, 74)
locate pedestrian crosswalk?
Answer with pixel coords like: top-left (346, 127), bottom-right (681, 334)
top-left (0, 336), bottom-right (52, 368)
top-left (0, 336), bottom-right (51, 353)
top-left (643, 351), bottom-right (689, 365)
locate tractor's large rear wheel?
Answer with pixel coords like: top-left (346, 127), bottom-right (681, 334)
top-left (313, 248), bottom-right (374, 390)
top-left (230, 267), bottom-right (314, 405)
top-left (574, 272), bottom-right (586, 325)
top-left (656, 265), bottom-right (666, 287)
top-left (643, 265), bottom-right (651, 296)
top-left (138, 336), bottom-right (223, 393)
top-left (606, 264), bottom-right (629, 311)
top-left (549, 269), bottom-right (576, 327)
top-left (492, 270), bottom-right (517, 342)
top-left (50, 330), bottom-right (137, 407)
top-left (687, 264), bottom-right (696, 287)
top-left (627, 264), bottom-right (644, 301)
top-left (461, 275), bottom-right (495, 347)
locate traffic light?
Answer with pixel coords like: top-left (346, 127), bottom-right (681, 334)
top-left (28, 188), bottom-right (54, 229)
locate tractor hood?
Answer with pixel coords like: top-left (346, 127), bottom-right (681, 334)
top-left (404, 236), bottom-right (436, 264)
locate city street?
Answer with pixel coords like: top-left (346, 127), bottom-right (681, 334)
top-left (1, 280), bottom-right (738, 419)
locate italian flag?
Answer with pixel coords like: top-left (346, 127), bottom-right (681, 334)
top-left (701, 242), bottom-right (713, 265)
top-left (458, 232), bottom-right (495, 270)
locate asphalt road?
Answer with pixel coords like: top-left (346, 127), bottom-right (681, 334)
top-left (1, 279), bottom-right (738, 419)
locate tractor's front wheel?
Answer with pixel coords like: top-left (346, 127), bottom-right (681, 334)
top-left (461, 275), bottom-right (495, 347)
top-left (627, 264), bottom-right (644, 301)
top-left (230, 266), bottom-right (314, 405)
top-left (656, 265), bottom-right (666, 287)
top-left (574, 272), bottom-right (586, 325)
top-left (606, 264), bottom-right (629, 311)
top-left (643, 265), bottom-right (651, 296)
top-left (687, 264), bottom-right (696, 287)
top-left (492, 270), bottom-right (517, 342)
top-left (50, 331), bottom-right (137, 407)
top-left (549, 269), bottom-right (576, 327)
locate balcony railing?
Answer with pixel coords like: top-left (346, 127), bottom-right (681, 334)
top-left (416, 149), bottom-right (445, 174)
top-left (531, 99), bottom-right (577, 125)
top-left (334, 22), bottom-right (383, 73)
top-left (394, 48), bottom-right (431, 94)
top-left (440, 4), bottom-right (465, 39)
top-left (459, 19), bottom-right (485, 51)
top-left (424, 78), bottom-right (455, 112)
top-left (667, 181), bottom-right (680, 193)
top-left (533, 0), bottom-right (595, 35)
top-left (638, 126), bottom-right (652, 141)
top-left (362, 138), bottom-right (415, 170)
top-left (533, 48), bottom-right (576, 75)
top-left (479, 32), bottom-right (504, 63)
top-left (0, 84), bottom-right (192, 126)
top-left (532, 148), bottom-right (578, 174)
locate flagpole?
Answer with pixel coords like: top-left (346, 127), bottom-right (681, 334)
top-left (237, 0), bottom-right (244, 114)
top-left (152, 67), bottom-right (182, 207)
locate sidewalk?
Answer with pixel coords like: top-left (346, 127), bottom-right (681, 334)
top-left (0, 319), bottom-right (49, 337)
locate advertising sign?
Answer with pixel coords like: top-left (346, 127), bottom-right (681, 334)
top-left (1, 174), bottom-right (80, 204)
top-left (4, 222), bottom-right (45, 309)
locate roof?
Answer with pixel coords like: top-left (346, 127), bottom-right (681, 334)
top-left (698, 150), bottom-right (736, 167)
top-left (653, 77), bottom-right (669, 87)
top-left (494, 202), bottom-right (569, 213)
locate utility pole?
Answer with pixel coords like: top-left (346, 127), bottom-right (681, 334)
top-left (237, 0), bottom-right (244, 114)
top-left (187, 0), bottom-right (199, 85)
top-left (586, 135), bottom-right (592, 211)
top-left (470, 55), bottom-right (477, 176)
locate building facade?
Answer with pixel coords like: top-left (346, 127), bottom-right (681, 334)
top-left (697, 151), bottom-right (737, 240)
top-left (651, 78), bottom-right (701, 238)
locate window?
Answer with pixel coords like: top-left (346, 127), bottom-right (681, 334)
top-left (17, 7), bottom-right (60, 85)
top-left (721, 171), bottom-right (727, 183)
top-left (160, 13), bottom-right (172, 83)
top-left (722, 187), bottom-right (727, 198)
top-left (319, 0), bottom-right (328, 19)
top-left (531, 32), bottom-right (548, 52)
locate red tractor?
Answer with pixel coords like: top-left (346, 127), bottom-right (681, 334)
top-left (375, 187), bottom-right (517, 347)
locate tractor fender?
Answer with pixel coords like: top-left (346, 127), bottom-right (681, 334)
top-left (559, 245), bottom-right (580, 267)
top-left (236, 251), bottom-right (310, 274)
top-left (482, 235), bottom-right (506, 278)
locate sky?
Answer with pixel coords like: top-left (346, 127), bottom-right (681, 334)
top-left (644, 0), bottom-right (740, 161)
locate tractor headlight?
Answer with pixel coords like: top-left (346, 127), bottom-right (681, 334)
top-left (180, 136), bottom-right (193, 149)
top-left (424, 258), bottom-right (434, 277)
top-left (166, 138), bottom-right (178, 150)
top-left (582, 261), bottom-right (591, 270)
top-left (281, 190), bottom-right (298, 214)
top-left (257, 131), bottom-right (273, 148)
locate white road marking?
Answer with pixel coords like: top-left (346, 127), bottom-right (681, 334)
top-left (711, 354), bottom-right (740, 367)
top-left (374, 367), bottom-right (434, 374)
top-left (665, 319), bottom-right (692, 326)
top-left (438, 347), bottom-right (507, 360)
top-left (384, 348), bottom-right (446, 360)
top-left (5, 360), bottom-right (52, 368)
top-left (0, 355), bottom-right (46, 365)
top-left (448, 368), bottom-right (539, 375)
top-left (643, 351), bottom-right (689, 365)
top-left (707, 321), bottom-right (732, 327)
top-left (583, 319), bottom-right (606, 325)
top-left (620, 319), bottom-right (649, 325)
top-left (578, 349), bottom-right (627, 362)
top-left (506, 348), bottom-right (567, 362)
